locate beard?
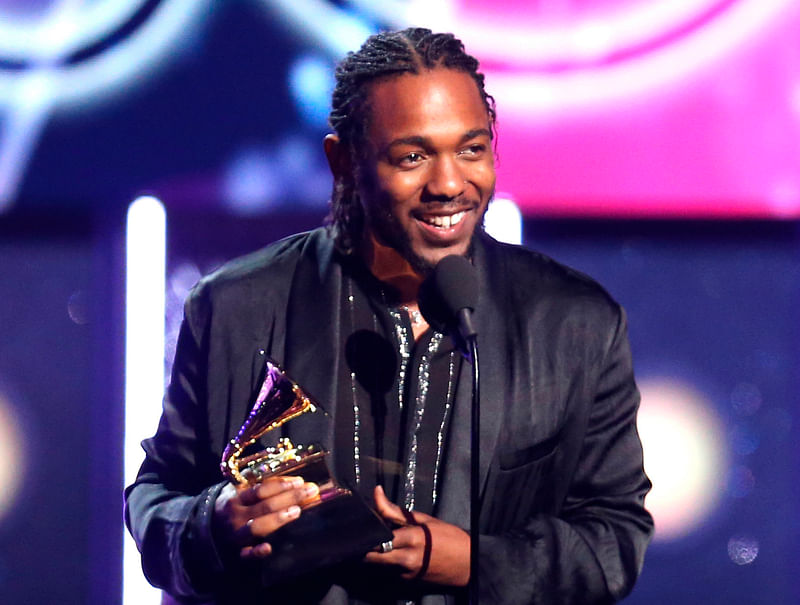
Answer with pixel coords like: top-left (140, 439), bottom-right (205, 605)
top-left (363, 196), bottom-right (488, 276)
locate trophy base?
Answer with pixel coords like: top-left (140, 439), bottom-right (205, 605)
top-left (260, 487), bottom-right (393, 584)
top-left (238, 441), bottom-right (392, 582)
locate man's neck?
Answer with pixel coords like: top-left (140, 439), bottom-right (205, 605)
top-left (362, 233), bottom-right (423, 304)
top-left (361, 233), bottom-right (432, 340)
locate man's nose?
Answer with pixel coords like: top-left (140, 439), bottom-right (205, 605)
top-left (425, 156), bottom-right (465, 200)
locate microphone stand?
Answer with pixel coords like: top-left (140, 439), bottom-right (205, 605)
top-left (421, 255), bottom-right (481, 603)
top-left (466, 335), bottom-right (480, 605)
top-left (455, 305), bottom-right (480, 605)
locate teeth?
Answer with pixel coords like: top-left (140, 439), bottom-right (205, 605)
top-left (423, 211), bottom-right (466, 229)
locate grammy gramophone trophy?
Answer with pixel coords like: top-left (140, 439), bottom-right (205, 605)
top-left (221, 359), bottom-right (391, 582)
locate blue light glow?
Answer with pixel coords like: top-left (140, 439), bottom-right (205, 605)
top-left (288, 54), bottom-right (334, 128)
top-left (223, 147), bottom-right (279, 214)
top-left (259, 0), bottom-right (374, 57)
top-left (0, 0), bottom-right (210, 212)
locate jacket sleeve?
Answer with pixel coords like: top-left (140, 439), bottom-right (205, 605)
top-left (478, 308), bottom-right (654, 605)
top-left (124, 285), bottom-right (233, 602)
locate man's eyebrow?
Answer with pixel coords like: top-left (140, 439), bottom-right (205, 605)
top-left (461, 128), bottom-right (492, 142)
top-left (385, 128), bottom-right (492, 150)
top-left (386, 135), bottom-right (430, 150)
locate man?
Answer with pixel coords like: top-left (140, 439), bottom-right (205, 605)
top-left (125, 27), bottom-right (653, 604)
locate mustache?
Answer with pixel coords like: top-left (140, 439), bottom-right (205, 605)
top-left (416, 197), bottom-right (479, 212)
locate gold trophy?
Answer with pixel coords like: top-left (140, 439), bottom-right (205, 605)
top-left (221, 359), bottom-right (391, 581)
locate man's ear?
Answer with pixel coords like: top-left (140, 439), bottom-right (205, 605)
top-left (324, 134), bottom-right (352, 182)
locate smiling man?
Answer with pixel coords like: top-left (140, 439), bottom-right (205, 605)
top-left (341, 67), bottom-right (495, 271)
top-left (126, 28), bottom-right (653, 604)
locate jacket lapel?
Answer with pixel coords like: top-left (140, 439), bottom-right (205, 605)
top-left (282, 230), bottom-right (342, 450)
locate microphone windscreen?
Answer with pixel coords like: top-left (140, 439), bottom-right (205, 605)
top-left (433, 255), bottom-right (478, 314)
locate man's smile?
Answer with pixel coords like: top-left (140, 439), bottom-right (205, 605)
top-left (414, 207), bottom-right (471, 229)
top-left (412, 204), bottom-right (479, 243)
top-left (421, 210), bottom-right (465, 229)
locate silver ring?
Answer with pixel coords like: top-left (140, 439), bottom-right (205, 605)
top-left (247, 518), bottom-right (255, 528)
top-left (379, 540), bottom-right (393, 553)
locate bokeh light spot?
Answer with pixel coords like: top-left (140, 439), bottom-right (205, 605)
top-left (729, 422), bottom-right (760, 456)
top-left (67, 289), bottom-right (90, 325)
top-left (637, 377), bottom-right (727, 542)
top-left (728, 535), bottom-right (759, 565)
top-left (484, 196), bottom-right (522, 245)
top-left (223, 147), bottom-right (278, 214)
top-left (730, 382), bottom-right (762, 416)
top-left (288, 53), bottom-right (334, 128)
top-left (0, 390), bottom-right (24, 521)
top-left (762, 406), bottom-right (792, 442)
top-left (726, 464), bottom-right (756, 498)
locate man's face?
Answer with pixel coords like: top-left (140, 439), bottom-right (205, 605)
top-left (356, 68), bottom-right (496, 273)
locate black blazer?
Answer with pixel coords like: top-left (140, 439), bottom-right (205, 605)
top-left (125, 228), bottom-right (653, 604)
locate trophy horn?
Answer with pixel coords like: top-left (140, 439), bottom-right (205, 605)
top-left (221, 359), bottom-right (320, 484)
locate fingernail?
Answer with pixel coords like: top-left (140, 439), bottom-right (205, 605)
top-left (304, 483), bottom-right (319, 497)
top-left (255, 542), bottom-right (272, 556)
top-left (283, 476), bottom-right (304, 488)
top-left (282, 505), bottom-right (301, 519)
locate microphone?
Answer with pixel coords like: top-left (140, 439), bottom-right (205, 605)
top-left (432, 254), bottom-right (478, 340)
top-left (422, 254), bottom-right (482, 605)
top-left (419, 255), bottom-right (479, 349)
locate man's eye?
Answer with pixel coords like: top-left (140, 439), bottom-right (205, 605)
top-left (460, 144), bottom-right (486, 157)
top-left (399, 152), bottom-right (424, 165)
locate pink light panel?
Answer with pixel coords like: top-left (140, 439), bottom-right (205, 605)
top-left (443, 0), bottom-right (800, 218)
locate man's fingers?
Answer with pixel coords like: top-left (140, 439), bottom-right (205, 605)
top-left (240, 541), bottom-right (273, 559)
top-left (373, 485), bottom-right (408, 525)
top-left (237, 476), bottom-right (304, 505)
top-left (227, 479), bottom-right (319, 552)
top-left (239, 482), bottom-right (318, 534)
top-left (243, 504), bottom-right (302, 540)
top-left (242, 481), bottom-right (319, 520)
top-left (363, 525), bottom-right (425, 572)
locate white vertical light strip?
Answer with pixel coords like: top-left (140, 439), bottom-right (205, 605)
top-left (484, 196), bottom-right (523, 245)
top-left (124, 195), bottom-right (166, 605)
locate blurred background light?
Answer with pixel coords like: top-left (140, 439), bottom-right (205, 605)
top-left (0, 0), bottom-right (209, 107)
top-left (726, 465), bottom-right (756, 499)
top-left (730, 382), bottom-right (762, 417)
top-left (407, 0), bottom-right (729, 64)
top-left (123, 195), bottom-right (166, 605)
top-left (637, 377), bottom-right (728, 542)
top-left (727, 535), bottom-right (759, 565)
top-left (288, 53), bottom-right (335, 128)
top-left (0, 1), bottom-right (146, 60)
top-left (484, 196), bottom-right (522, 245)
top-left (222, 137), bottom-right (330, 214)
top-left (0, 390), bottom-right (24, 522)
top-left (164, 261), bottom-right (203, 373)
top-left (223, 147), bottom-right (279, 214)
top-left (0, 0), bottom-right (210, 212)
top-left (261, 0), bottom-right (373, 56)
top-left (67, 289), bottom-right (90, 325)
top-left (395, 0), bottom-right (795, 114)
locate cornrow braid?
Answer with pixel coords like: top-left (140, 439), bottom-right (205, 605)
top-left (327, 27), bottom-right (496, 254)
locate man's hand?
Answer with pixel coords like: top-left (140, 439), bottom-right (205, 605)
top-left (212, 476), bottom-right (319, 559)
top-left (364, 486), bottom-right (470, 586)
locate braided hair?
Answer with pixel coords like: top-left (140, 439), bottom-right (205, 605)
top-left (327, 27), bottom-right (496, 254)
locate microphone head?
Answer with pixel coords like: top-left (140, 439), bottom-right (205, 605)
top-left (433, 254), bottom-right (478, 315)
top-left (418, 255), bottom-right (478, 338)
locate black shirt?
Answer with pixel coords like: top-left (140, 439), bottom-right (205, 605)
top-left (332, 258), bottom-right (463, 517)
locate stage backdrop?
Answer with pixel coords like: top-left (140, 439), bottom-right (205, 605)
top-left (0, 2), bottom-right (797, 604)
